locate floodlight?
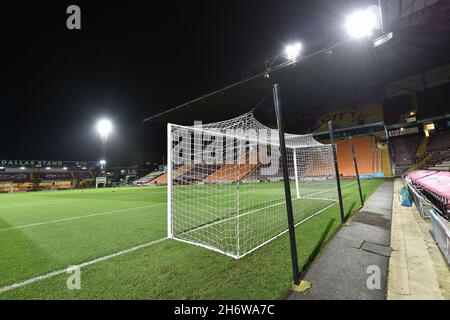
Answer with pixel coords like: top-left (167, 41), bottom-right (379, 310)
top-left (46, 167), bottom-right (51, 170)
top-left (345, 9), bottom-right (377, 39)
top-left (285, 42), bottom-right (302, 61)
top-left (63, 167), bottom-right (68, 170)
top-left (97, 119), bottom-right (112, 139)
top-left (82, 167), bottom-right (87, 170)
top-left (20, 167), bottom-right (26, 170)
top-left (100, 160), bottom-right (106, 165)
top-left (0, 167), bottom-right (4, 170)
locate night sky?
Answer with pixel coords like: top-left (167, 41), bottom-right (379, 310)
top-left (1, 1), bottom-right (369, 166)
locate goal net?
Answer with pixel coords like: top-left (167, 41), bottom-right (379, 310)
top-left (167, 112), bottom-right (338, 259)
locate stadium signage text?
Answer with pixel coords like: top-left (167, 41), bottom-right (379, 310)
top-left (0, 160), bottom-right (91, 168)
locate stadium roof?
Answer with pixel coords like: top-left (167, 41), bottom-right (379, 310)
top-left (143, 2), bottom-right (450, 127)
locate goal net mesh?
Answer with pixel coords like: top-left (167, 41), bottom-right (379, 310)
top-left (168, 112), bottom-right (338, 259)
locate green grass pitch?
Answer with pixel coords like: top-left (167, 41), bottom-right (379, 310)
top-left (0, 178), bottom-right (383, 299)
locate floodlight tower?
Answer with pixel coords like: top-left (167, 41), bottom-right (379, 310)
top-left (97, 119), bottom-right (112, 175)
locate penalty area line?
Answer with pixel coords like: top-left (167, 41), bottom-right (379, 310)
top-left (0, 237), bottom-right (168, 294)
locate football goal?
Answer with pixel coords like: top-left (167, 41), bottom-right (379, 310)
top-left (167, 112), bottom-right (339, 259)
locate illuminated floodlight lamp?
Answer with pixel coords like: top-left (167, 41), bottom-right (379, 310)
top-left (97, 119), bottom-right (112, 139)
top-left (20, 167), bottom-right (26, 170)
top-left (99, 160), bottom-right (106, 166)
top-left (46, 167), bottom-right (51, 170)
top-left (63, 167), bottom-right (68, 170)
top-left (82, 167), bottom-right (87, 170)
top-left (345, 7), bottom-right (378, 39)
top-left (285, 42), bottom-right (302, 61)
top-left (0, 167), bottom-right (4, 170)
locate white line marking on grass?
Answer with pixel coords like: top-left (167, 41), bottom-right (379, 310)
top-left (0, 237), bottom-right (168, 294)
top-left (0, 203), bottom-right (166, 232)
top-left (303, 181), bottom-right (358, 198)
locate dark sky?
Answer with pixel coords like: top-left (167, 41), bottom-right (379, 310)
top-left (1, 0), bottom-right (367, 166)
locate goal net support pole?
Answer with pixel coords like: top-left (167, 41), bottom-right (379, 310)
top-left (167, 123), bottom-right (173, 238)
top-left (273, 83), bottom-right (301, 285)
top-left (328, 121), bottom-right (346, 224)
top-left (349, 136), bottom-right (364, 207)
top-left (292, 149), bottom-right (300, 199)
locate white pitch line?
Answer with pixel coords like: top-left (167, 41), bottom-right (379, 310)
top-left (0, 203), bottom-right (166, 232)
top-left (302, 180), bottom-right (358, 198)
top-left (0, 237), bottom-right (168, 294)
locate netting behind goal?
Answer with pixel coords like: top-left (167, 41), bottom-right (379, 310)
top-left (167, 112), bottom-right (338, 259)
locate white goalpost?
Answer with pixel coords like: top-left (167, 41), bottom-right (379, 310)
top-left (167, 112), bottom-right (339, 259)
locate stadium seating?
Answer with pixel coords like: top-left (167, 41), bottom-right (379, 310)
top-left (302, 155), bottom-right (335, 178)
top-left (390, 135), bottom-right (422, 166)
top-left (151, 165), bottom-right (193, 185)
top-left (133, 170), bottom-right (164, 185)
top-left (176, 165), bottom-right (222, 184)
top-left (334, 136), bottom-right (382, 176)
top-left (203, 163), bottom-right (257, 183)
top-left (425, 131), bottom-right (450, 166)
top-left (33, 172), bottom-right (74, 181)
top-left (73, 171), bottom-right (94, 180)
top-left (0, 173), bottom-right (30, 182)
top-left (406, 170), bottom-right (450, 219)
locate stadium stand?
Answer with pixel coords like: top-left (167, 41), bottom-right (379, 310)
top-left (39, 181), bottom-right (74, 190)
top-left (33, 172), bottom-right (74, 181)
top-left (203, 163), bottom-right (257, 183)
top-left (415, 136), bottom-right (429, 157)
top-left (333, 136), bottom-right (383, 177)
top-left (426, 131), bottom-right (450, 168)
top-left (151, 165), bottom-right (192, 185)
top-left (176, 164), bottom-right (222, 184)
top-left (390, 134), bottom-right (422, 166)
top-left (73, 171), bottom-right (94, 180)
top-left (301, 154), bottom-right (335, 178)
top-left (0, 167), bottom-right (96, 193)
top-left (406, 170), bottom-right (450, 219)
top-left (133, 170), bottom-right (164, 185)
top-left (0, 172), bottom-right (30, 182)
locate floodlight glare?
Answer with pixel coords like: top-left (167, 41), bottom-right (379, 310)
top-left (285, 42), bottom-right (302, 61)
top-left (99, 160), bottom-right (106, 165)
top-left (346, 9), bottom-right (377, 39)
top-left (97, 119), bottom-right (112, 139)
